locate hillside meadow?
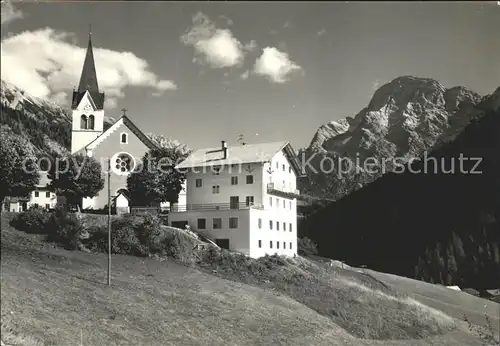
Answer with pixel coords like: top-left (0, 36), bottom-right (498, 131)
top-left (1, 212), bottom-right (498, 346)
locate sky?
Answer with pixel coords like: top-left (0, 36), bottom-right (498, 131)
top-left (1, 1), bottom-right (499, 150)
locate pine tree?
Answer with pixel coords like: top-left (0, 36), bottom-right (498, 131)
top-left (445, 242), bottom-right (458, 285)
top-left (433, 242), bottom-right (445, 284)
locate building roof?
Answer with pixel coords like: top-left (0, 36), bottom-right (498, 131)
top-left (5, 196), bottom-right (30, 203)
top-left (176, 141), bottom-right (304, 176)
top-left (83, 115), bottom-right (158, 154)
top-left (72, 31), bottom-right (105, 109)
top-left (78, 31), bottom-right (99, 95)
top-left (112, 190), bottom-right (130, 201)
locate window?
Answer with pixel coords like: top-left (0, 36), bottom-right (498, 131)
top-left (229, 217), bottom-right (238, 229)
top-left (80, 114), bottom-right (88, 129)
top-left (231, 176), bottom-right (238, 185)
top-left (289, 166), bottom-right (292, 173)
top-left (283, 242), bottom-right (286, 249)
top-left (284, 223), bottom-right (286, 231)
top-left (277, 242), bottom-right (280, 249)
top-left (34, 203), bottom-right (39, 208)
top-left (213, 167), bottom-right (220, 175)
top-left (197, 218), bottom-right (206, 230)
top-left (120, 133), bottom-right (128, 144)
top-left (213, 218), bottom-right (222, 229)
top-left (276, 162), bottom-right (278, 169)
top-left (34, 191), bottom-right (39, 197)
top-left (212, 185), bottom-right (220, 194)
top-left (283, 199), bottom-right (286, 208)
top-left (270, 241), bottom-right (273, 249)
top-left (88, 115), bottom-right (95, 130)
top-left (289, 223), bottom-right (292, 232)
top-left (45, 204), bottom-right (50, 210)
top-left (269, 220), bottom-right (273, 230)
top-left (113, 153), bottom-right (135, 175)
top-left (269, 197), bottom-right (272, 206)
top-left (258, 240), bottom-right (262, 248)
top-left (246, 175), bottom-right (253, 184)
top-left (276, 221), bottom-right (280, 231)
top-left (196, 179), bottom-right (202, 187)
top-left (290, 242), bottom-right (292, 249)
top-left (282, 164), bottom-right (285, 171)
top-left (258, 218), bottom-right (262, 229)
top-left (230, 196), bottom-right (239, 209)
top-left (289, 201), bottom-right (292, 210)
top-left (245, 196), bottom-right (254, 206)
top-left (46, 192), bottom-right (51, 198)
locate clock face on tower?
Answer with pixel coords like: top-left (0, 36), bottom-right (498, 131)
top-left (83, 103), bottom-right (93, 112)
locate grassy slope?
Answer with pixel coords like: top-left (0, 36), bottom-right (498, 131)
top-left (1, 214), bottom-right (496, 346)
top-left (362, 269), bottom-right (500, 331)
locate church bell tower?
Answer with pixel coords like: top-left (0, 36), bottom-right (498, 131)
top-left (70, 28), bottom-right (105, 154)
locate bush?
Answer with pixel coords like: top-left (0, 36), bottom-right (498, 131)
top-left (10, 207), bottom-right (50, 234)
top-left (135, 214), bottom-right (163, 254)
top-left (84, 214), bottom-right (164, 257)
top-left (45, 207), bottom-right (86, 250)
top-left (84, 226), bottom-right (108, 252)
top-left (162, 229), bottom-right (198, 262)
top-left (298, 237), bottom-right (318, 257)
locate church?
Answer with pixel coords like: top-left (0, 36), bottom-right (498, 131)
top-left (70, 31), bottom-right (184, 211)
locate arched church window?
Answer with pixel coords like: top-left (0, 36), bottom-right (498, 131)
top-left (80, 115), bottom-right (88, 129)
top-left (88, 115), bottom-right (95, 130)
top-left (121, 133), bottom-right (128, 144)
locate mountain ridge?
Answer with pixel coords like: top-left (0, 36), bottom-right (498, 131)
top-left (300, 88), bottom-right (500, 288)
top-left (298, 76), bottom-right (492, 200)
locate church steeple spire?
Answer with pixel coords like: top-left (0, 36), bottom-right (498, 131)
top-left (71, 26), bottom-right (105, 110)
top-left (77, 25), bottom-right (99, 93)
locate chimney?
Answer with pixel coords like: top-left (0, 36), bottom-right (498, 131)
top-left (221, 140), bottom-right (228, 159)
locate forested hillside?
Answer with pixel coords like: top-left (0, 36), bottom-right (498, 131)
top-left (301, 89), bottom-right (500, 289)
top-left (0, 79), bottom-right (114, 156)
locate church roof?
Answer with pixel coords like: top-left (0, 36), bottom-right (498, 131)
top-left (176, 141), bottom-right (304, 176)
top-left (72, 31), bottom-right (105, 110)
top-left (83, 115), bottom-right (158, 153)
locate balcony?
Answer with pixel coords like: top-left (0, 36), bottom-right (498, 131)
top-left (267, 183), bottom-right (300, 199)
top-left (171, 202), bottom-right (264, 212)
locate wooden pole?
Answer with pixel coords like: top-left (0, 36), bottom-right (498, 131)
top-left (107, 158), bottom-right (111, 286)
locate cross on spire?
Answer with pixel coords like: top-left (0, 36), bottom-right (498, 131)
top-left (121, 108), bottom-right (128, 117)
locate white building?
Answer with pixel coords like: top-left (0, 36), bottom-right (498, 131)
top-left (168, 140), bottom-right (303, 259)
top-left (2, 171), bottom-right (56, 212)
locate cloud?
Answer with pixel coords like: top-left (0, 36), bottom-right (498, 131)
top-left (1, 28), bottom-right (177, 109)
top-left (1, 0), bottom-right (23, 25)
top-left (253, 47), bottom-right (303, 84)
top-left (181, 12), bottom-right (255, 69)
top-left (317, 29), bottom-right (327, 36)
top-left (104, 98), bottom-right (118, 109)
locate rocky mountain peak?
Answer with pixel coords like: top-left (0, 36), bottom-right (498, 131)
top-left (300, 76), bottom-right (492, 200)
top-left (367, 76), bottom-right (447, 111)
